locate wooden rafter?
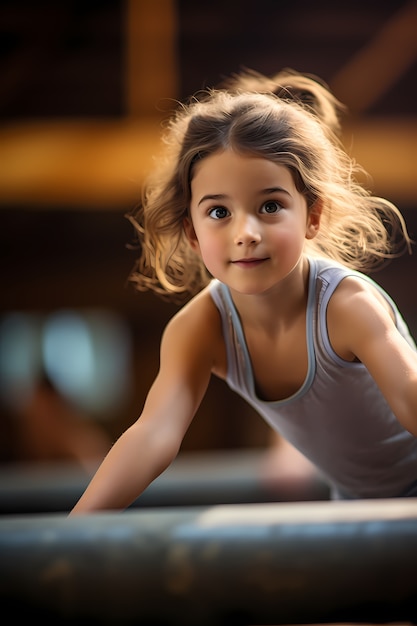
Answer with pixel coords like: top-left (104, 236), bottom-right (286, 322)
top-left (330, 1), bottom-right (417, 113)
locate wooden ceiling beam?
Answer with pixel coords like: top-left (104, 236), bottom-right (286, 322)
top-left (0, 117), bottom-right (416, 209)
top-left (0, 1), bottom-right (415, 210)
top-left (125, 0), bottom-right (179, 117)
top-left (330, 1), bottom-right (417, 114)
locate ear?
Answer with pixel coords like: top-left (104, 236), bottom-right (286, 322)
top-left (305, 199), bottom-right (322, 240)
top-left (183, 216), bottom-right (201, 253)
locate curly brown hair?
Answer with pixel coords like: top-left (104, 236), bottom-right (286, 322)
top-left (127, 71), bottom-right (411, 302)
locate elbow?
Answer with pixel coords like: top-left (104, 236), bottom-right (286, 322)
top-left (148, 429), bottom-right (182, 479)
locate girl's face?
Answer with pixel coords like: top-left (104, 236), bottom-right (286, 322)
top-left (185, 149), bottom-right (321, 296)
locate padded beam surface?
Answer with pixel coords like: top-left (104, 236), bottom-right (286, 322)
top-left (1, 499), bottom-right (417, 624)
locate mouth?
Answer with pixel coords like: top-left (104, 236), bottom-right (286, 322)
top-left (231, 257), bottom-right (268, 268)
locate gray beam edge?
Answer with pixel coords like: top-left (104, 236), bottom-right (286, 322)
top-left (0, 450), bottom-right (330, 515)
top-left (1, 499), bottom-right (417, 625)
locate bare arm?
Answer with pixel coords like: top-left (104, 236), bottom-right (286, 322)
top-left (328, 277), bottom-right (417, 437)
top-left (70, 291), bottom-right (219, 514)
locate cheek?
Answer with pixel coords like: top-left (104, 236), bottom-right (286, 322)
top-left (268, 223), bottom-right (306, 258)
top-left (198, 234), bottom-right (219, 258)
top-left (194, 230), bottom-right (224, 267)
top-left (268, 225), bottom-right (295, 246)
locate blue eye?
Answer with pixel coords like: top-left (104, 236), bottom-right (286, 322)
top-left (261, 201), bottom-right (282, 214)
top-left (209, 207), bottom-right (229, 220)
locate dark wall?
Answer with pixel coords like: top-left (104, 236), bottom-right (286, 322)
top-left (1, 0), bottom-right (416, 459)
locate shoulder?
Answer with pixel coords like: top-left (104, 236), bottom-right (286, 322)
top-left (328, 272), bottom-right (394, 320)
top-left (162, 283), bottom-right (226, 376)
top-left (166, 282), bottom-right (222, 335)
top-left (326, 273), bottom-right (396, 361)
top-left (311, 257), bottom-right (394, 318)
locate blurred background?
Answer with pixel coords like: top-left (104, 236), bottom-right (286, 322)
top-left (0, 0), bottom-right (416, 479)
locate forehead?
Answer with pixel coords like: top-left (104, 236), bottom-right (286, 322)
top-left (190, 149), bottom-right (296, 195)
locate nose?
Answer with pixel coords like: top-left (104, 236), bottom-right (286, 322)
top-left (233, 214), bottom-right (261, 246)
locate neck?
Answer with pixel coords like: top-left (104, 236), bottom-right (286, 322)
top-left (229, 257), bottom-right (310, 332)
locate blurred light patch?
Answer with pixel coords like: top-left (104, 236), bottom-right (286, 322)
top-left (0, 309), bottom-right (132, 418)
top-left (0, 313), bottom-right (43, 409)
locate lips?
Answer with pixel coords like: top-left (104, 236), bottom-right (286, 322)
top-left (232, 257), bottom-right (267, 268)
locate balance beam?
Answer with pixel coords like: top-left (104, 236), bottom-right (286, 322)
top-left (0, 449), bottom-right (329, 515)
top-left (1, 499), bottom-right (416, 625)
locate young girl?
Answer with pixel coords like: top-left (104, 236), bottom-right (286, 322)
top-left (71, 72), bottom-right (417, 513)
top-left (220, 68), bottom-right (347, 487)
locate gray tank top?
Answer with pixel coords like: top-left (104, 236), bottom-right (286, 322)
top-left (209, 256), bottom-right (417, 499)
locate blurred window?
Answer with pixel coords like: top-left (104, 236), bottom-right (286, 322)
top-left (0, 309), bottom-right (132, 418)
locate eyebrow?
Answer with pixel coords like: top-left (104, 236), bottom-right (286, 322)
top-left (262, 187), bottom-right (292, 197)
top-left (198, 193), bottom-right (227, 206)
top-left (197, 187), bottom-right (291, 206)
